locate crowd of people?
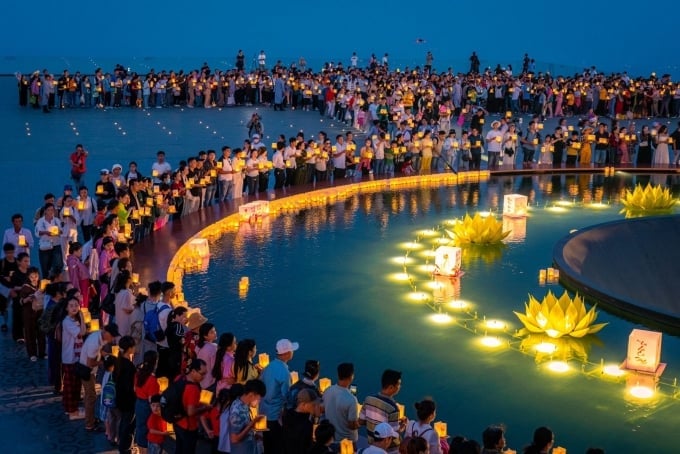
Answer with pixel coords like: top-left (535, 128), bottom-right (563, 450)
top-left (4, 51), bottom-right (670, 454)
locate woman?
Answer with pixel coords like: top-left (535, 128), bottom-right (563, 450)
top-left (637, 125), bottom-right (653, 166)
top-left (134, 350), bottom-right (160, 454)
top-left (61, 296), bottom-right (86, 419)
top-left (653, 125), bottom-right (670, 166)
top-left (580, 127), bottom-right (593, 166)
top-left (67, 242), bottom-right (91, 309)
top-left (245, 149), bottom-right (260, 196)
top-left (116, 335), bottom-right (138, 454)
top-left (18, 266), bottom-right (45, 361)
top-left (359, 138), bottom-right (374, 176)
top-left (214, 332), bottom-right (237, 394)
top-left (232, 339), bottom-right (260, 385)
top-left (196, 323), bottom-right (218, 391)
top-left (619, 127), bottom-right (630, 164)
top-left (404, 399), bottom-right (443, 454)
top-left (164, 306), bottom-right (189, 380)
top-left (502, 124), bottom-right (518, 166)
top-left (523, 426), bottom-right (554, 454)
top-left (113, 270), bottom-right (136, 337)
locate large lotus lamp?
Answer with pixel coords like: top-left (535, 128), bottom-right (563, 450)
top-left (620, 183), bottom-right (676, 217)
top-left (446, 213), bottom-right (511, 245)
top-left (514, 290), bottom-right (607, 338)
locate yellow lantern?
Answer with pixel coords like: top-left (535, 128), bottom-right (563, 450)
top-left (254, 414), bottom-right (268, 430)
top-left (96, 184), bottom-right (104, 195)
top-left (290, 371), bottom-right (299, 384)
top-left (17, 235), bottom-right (27, 247)
top-left (340, 439), bottom-right (354, 454)
top-left (89, 319), bottom-right (100, 332)
top-left (77, 200), bottom-right (85, 210)
top-left (111, 345), bottom-right (120, 357)
top-left (131, 273), bottom-right (140, 284)
top-left (82, 310), bottom-right (92, 324)
top-left (434, 421), bottom-right (448, 438)
top-left (40, 279), bottom-right (50, 291)
top-left (319, 377), bottom-right (331, 393)
top-left (396, 403), bottom-right (405, 419)
top-left (49, 225), bottom-right (59, 236)
top-left (199, 390), bottom-right (213, 405)
top-left (258, 353), bottom-right (270, 368)
top-left (157, 377), bottom-right (169, 392)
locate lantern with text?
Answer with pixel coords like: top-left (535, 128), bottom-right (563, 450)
top-left (503, 194), bottom-right (528, 218)
top-left (434, 246), bottom-right (462, 277)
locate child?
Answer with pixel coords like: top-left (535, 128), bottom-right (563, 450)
top-left (147, 394), bottom-right (168, 454)
top-left (100, 355), bottom-right (119, 446)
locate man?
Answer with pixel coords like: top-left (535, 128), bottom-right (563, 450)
top-left (203, 149), bottom-right (218, 206)
top-left (359, 369), bottom-right (405, 453)
top-left (229, 379), bottom-right (267, 453)
top-left (151, 150), bottom-right (172, 184)
top-left (323, 362), bottom-right (359, 448)
top-left (364, 423), bottom-right (400, 454)
top-left (218, 146), bottom-right (235, 202)
top-left (81, 323), bottom-right (119, 431)
top-left (485, 120), bottom-right (504, 169)
top-left (175, 358), bottom-right (212, 453)
top-left (155, 281), bottom-right (175, 378)
top-left (3, 214), bottom-right (34, 256)
top-left (272, 143), bottom-right (286, 189)
top-left (70, 144), bottom-right (88, 188)
top-left (332, 134), bottom-right (347, 180)
top-left (260, 338), bottom-right (299, 454)
top-left (34, 203), bottom-right (63, 279)
top-left (0, 243), bottom-right (18, 332)
top-left (520, 121), bottom-right (540, 167)
top-left (594, 122), bottom-right (609, 166)
top-left (95, 169), bottom-right (117, 203)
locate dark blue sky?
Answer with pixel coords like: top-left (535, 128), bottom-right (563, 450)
top-left (2, 0), bottom-right (677, 77)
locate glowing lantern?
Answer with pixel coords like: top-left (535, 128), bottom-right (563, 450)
top-left (157, 377), bottom-right (169, 392)
top-left (111, 345), bottom-right (119, 357)
top-left (17, 235), bottom-right (27, 247)
top-left (340, 439), bottom-right (354, 454)
top-left (89, 319), bottom-right (100, 332)
top-left (319, 378), bottom-right (332, 393)
top-left (49, 225), bottom-right (59, 236)
top-left (254, 414), bottom-right (268, 430)
top-left (77, 200), bottom-right (85, 210)
top-left (199, 390), bottom-right (213, 405)
top-left (188, 238), bottom-right (210, 258)
top-left (62, 207), bottom-right (71, 217)
top-left (503, 194), bottom-right (528, 218)
top-left (622, 329), bottom-right (664, 374)
top-left (434, 421), bottom-right (448, 437)
top-left (290, 371), bottom-right (299, 384)
top-left (258, 353), bottom-right (269, 368)
top-left (131, 273), bottom-right (139, 284)
top-left (396, 403), bottom-right (405, 419)
top-left (433, 246), bottom-right (462, 277)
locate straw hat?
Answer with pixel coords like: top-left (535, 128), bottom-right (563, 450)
top-left (186, 308), bottom-right (208, 331)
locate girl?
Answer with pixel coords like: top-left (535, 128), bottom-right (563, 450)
top-left (214, 333), bottom-right (237, 394)
top-left (67, 242), bottom-right (90, 309)
top-left (196, 323), bottom-right (218, 391)
top-left (404, 399), bottom-right (444, 454)
top-left (359, 138), bottom-right (374, 176)
top-left (61, 296), bottom-right (86, 419)
top-left (232, 339), bottom-right (260, 385)
top-left (164, 306), bottom-right (188, 380)
top-left (134, 350), bottom-right (160, 454)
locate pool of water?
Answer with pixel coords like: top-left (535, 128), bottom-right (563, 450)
top-left (182, 173), bottom-right (680, 453)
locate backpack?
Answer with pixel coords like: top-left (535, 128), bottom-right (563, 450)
top-left (400, 421), bottom-right (433, 454)
top-left (102, 378), bottom-right (116, 408)
top-left (160, 377), bottom-right (196, 423)
top-left (39, 300), bottom-right (66, 335)
top-left (144, 302), bottom-right (171, 343)
top-left (100, 291), bottom-right (116, 316)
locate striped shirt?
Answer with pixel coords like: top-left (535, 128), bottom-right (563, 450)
top-left (360, 393), bottom-right (400, 452)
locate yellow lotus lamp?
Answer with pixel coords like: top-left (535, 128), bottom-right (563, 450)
top-left (514, 290), bottom-right (607, 338)
top-left (446, 213), bottom-right (511, 245)
top-left (619, 183), bottom-right (676, 217)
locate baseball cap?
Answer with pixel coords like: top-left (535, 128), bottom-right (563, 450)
top-left (100, 168), bottom-right (110, 175)
top-left (276, 338), bottom-right (299, 355)
top-left (112, 163), bottom-right (123, 171)
top-left (252, 134), bottom-right (260, 139)
top-left (373, 422), bottom-right (399, 440)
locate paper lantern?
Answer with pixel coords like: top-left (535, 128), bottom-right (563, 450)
top-left (131, 273), bottom-right (140, 284)
top-left (238, 201), bottom-right (270, 221)
top-left (111, 345), bottom-right (119, 357)
top-left (62, 207), bottom-right (71, 217)
top-left (396, 403), bottom-right (405, 419)
top-left (254, 415), bottom-right (267, 430)
top-left (319, 377), bottom-right (332, 393)
top-left (258, 353), bottom-right (269, 368)
top-left (49, 225), bottom-right (59, 236)
top-left (17, 235), bottom-right (27, 247)
top-left (168, 205), bottom-right (177, 214)
top-left (82, 310), bottom-right (92, 324)
top-left (552, 448), bottom-right (566, 454)
top-left (340, 439), bottom-right (354, 454)
top-left (199, 390), bottom-right (213, 405)
top-left (433, 246), bottom-right (462, 277)
top-left (157, 377), bottom-right (169, 392)
top-left (503, 194), bottom-right (528, 218)
top-left (434, 421), bottom-right (448, 437)
top-left (89, 319), bottom-right (100, 332)
top-left (290, 371), bottom-right (299, 384)
top-left (96, 184), bottom-right (104, 195)
top-left (77, 200), bottom-right (85, 210)
top-left (40, 279), bottom-right (50, 291)
top-left (188, 238), bottom-right (210, 258)
top-left (623, 329), bottom-right (664, 374)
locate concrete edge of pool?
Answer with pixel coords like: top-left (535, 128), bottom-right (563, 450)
top-left (132, 167), bottom-right (680, 335)
top-left (553, 214), bottom-right (680, 333)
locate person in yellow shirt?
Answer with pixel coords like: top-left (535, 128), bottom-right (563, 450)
top-left (420, 130), bottom-right (434, 173)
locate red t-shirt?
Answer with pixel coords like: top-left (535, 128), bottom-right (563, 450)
top-left (134, 373), bottom-right (160, 400)
top-left (147, 412), bottom-right (167, 445)
top-left (206, 405), bottom-right (220, 433)
top-left (70, 152), bottom-right (86, 174)
top-left (176, 381), bottom-right (201, 430)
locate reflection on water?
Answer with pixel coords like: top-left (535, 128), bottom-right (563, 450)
top-left (184, 174), bottom-right (680, 453)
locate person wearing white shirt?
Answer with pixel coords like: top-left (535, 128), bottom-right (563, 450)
top-left (76, 187), bottom-right (97, 242)
top-left (81, 323), bottom-right (119, 431)
top-left (35, 203), bottom-right (63, 278)
top-left (272, 144), bottom-right (286, 189)
top-left (350, 52), bottom-right (358, 68)
top-left (258, 51), bottom-right (266, 70)
top-left (218, 146), bottom-right (234, 202)
top-left (332, 135), bottom-right (347, 180)
top-left (485, 120), bottom-right (504, 169)
top-left (151, 151), bottom-right (172, 184)
top-left (2, 214), bottom-right (33, 257)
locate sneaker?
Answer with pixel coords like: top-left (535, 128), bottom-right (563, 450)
top-left (30, 356), bottom-right (37, 362)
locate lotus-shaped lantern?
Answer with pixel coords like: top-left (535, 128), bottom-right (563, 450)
top-left (446, 213), bottom-right (511, 245)
top-left (514, 290), bottom-right (607, 338)
top-left (620, 183), bottom-right (676, 217)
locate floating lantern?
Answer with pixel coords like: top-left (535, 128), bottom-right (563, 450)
top-left (503, 194), bottom-right (528, 218)
top-left (433, 246), bottom-right (462, 277)
top-left (188, 238), bottom-right (210, 258)
top-left (258, 353), bottom-right (269, 368)
top-left (319, 378), bottom-right (332, 393)
top-left (622, 329), bottom-right (665, 375)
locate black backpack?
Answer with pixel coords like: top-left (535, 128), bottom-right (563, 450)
top-left (160, 377), bottom-right (196, 423)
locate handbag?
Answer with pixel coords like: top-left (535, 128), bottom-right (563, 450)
top-left (75, 362), bottom-right (92, 381)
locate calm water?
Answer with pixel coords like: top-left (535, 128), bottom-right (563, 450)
top-left (183, 175), bottom-right (680, 453)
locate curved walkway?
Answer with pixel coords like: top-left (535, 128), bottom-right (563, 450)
top-left (554, 214), bottom-right (680, 333)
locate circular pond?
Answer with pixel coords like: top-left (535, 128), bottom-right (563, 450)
top-left (182, 172), bottom-right (680, 452)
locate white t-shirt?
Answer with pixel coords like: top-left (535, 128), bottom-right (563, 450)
top-left (405, 420), bottom-right (442, 454)
top-left (80, 330), bottom-right (104, 375)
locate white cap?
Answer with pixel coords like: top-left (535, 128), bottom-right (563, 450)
top-left (275, 339), bottom-right (299, 355)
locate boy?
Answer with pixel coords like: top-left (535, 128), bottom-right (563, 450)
top-left (147, 394), bottom-right (168, 454)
